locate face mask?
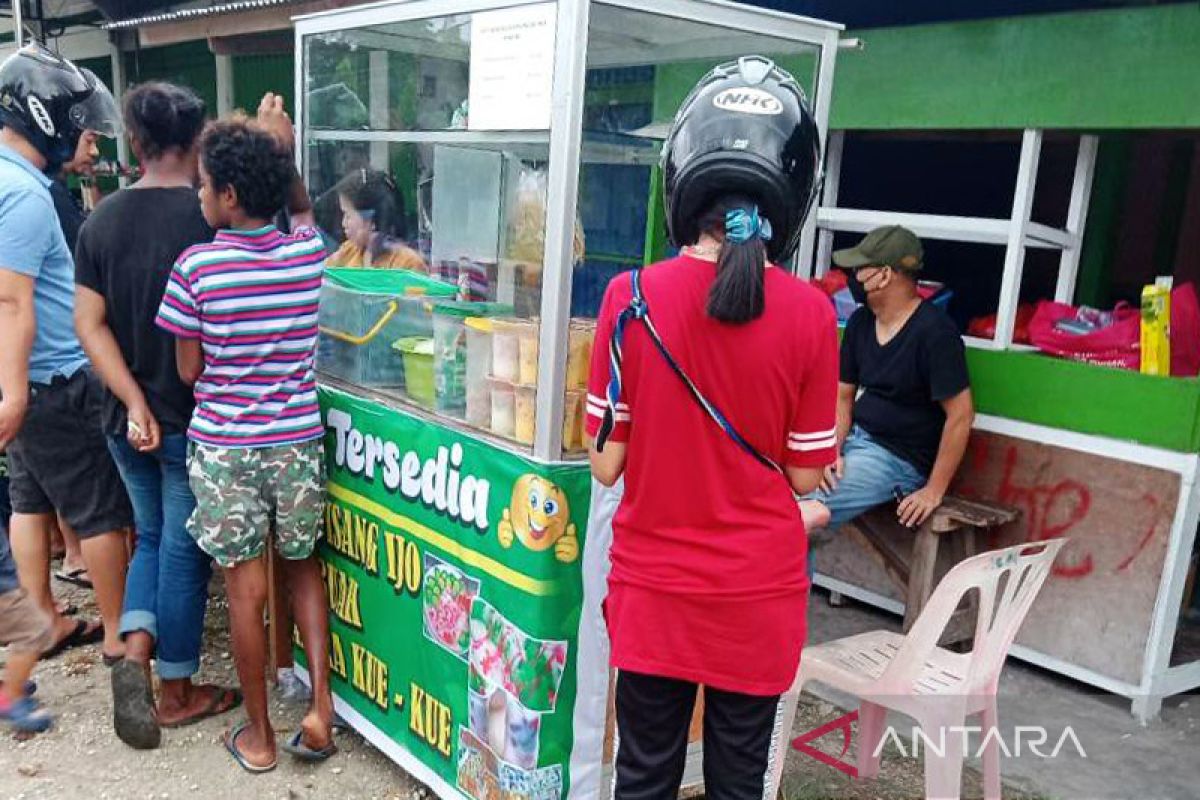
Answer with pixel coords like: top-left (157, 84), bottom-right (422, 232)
top-left (850, 267), bottom-right (889, 304)
top-left (847, 277), bottom-right (868, 305)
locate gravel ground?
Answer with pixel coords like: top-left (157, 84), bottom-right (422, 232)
top-left (0, 579), bottom-right (418, 800)
top-left (0, 579), bottom-right (1036, 800)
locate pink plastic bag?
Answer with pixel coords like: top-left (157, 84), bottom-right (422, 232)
top-left (1029, 301), bottom-right (1140, 370)
top-left (1171, 283), bottom-right (1200, 377)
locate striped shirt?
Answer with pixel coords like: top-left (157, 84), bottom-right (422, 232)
top-left (155, 225), bottom-right (326, 449)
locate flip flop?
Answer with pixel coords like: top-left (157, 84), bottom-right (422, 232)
top-left (161, 686), bottom-right (242, 729)
top-left (0, 696), bottom-right (53, 733)
top-left (54, 568), bottom-right (93, 589)
top-left (0, 680), bottom-right (38, 699)
top-left (111, 659), bottom-right (161, 750)
top-left (281, 728), bottom-right (338, 763)
top-left (225, 721), bottom-right (277, 774)
top-left (41, 619), bottom-right (103, 660)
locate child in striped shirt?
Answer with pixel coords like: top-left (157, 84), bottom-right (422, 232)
top-left (155, 101), bottom-right (336, 773)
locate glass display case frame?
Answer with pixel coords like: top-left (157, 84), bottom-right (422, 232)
top-left (294, 0), bottom-right (843, 461)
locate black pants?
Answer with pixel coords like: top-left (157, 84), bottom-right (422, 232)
top-left (613, 671), bottom-right (782, 800)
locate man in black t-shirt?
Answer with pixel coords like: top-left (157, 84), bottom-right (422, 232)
top-left (801, 226), bottom-right (974, 536)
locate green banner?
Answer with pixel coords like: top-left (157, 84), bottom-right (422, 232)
top-left (304, 387), bottom-right (593, 800)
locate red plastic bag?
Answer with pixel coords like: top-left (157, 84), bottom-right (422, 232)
top-left (1028, 301), bottom-right (1140, 370)
top-left (1171, 283), bottom-right (1200, 377)
top-left (967, 304), bottom-right (1035, 344)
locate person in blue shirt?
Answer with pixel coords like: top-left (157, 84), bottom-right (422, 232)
top-left (0, 45), bottom-right (131, 677)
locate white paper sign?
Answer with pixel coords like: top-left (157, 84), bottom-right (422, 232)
top-left (468, 3), bottom-right (557, 131)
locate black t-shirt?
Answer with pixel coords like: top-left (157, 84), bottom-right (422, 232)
top-left (49, 179), bottom-right (86, 250)
top-left (74, 187), bottom-right (214, 437)
top-left (841, 301), bottom-right (970, 475)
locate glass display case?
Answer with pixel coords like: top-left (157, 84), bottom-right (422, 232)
top-left (296, 0), bottom-right (840, 460)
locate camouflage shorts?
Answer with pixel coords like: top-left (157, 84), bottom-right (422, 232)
top-left (187, 440), bottom-right (325, 568)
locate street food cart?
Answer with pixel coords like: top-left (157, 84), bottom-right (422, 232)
top-left (291, 0), bottom-right (842, 796)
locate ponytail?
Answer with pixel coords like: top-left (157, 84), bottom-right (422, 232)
top-left (701, 198), bottom-right (770, 324)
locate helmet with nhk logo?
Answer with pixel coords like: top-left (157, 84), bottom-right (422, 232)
top-left (662, 55), bottom-right (822, 264)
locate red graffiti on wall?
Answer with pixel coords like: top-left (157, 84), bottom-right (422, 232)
top-left (995, 446), bottom-right (1094, 578)
top-left (959, 438), bottom-right (1163, 580)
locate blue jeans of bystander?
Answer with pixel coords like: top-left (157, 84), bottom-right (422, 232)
top-left (107, 434), bottom-right (211, 679)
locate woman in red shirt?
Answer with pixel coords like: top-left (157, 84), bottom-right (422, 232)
top-left (587, 57), bottom-right (836, 800)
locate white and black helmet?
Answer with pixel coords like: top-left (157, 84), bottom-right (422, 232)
top-left (662, 55), bottom-right (822, 263)
top-left (0, 44), bottom-right (121, 170)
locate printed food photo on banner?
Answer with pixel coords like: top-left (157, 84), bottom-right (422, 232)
top-left (422, 553), bottom-right (481, 659)
top-left (457, 728), bottom-right (563, 800)
top-left (468, 599), bottom-right (569, 713)
top-left (498, 474), bottom-right (579, 563)
top-left (465, 679), bottom-right (542, 769)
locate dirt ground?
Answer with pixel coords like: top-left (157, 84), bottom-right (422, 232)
top-left (0, 580), bottom-right (1038, 800)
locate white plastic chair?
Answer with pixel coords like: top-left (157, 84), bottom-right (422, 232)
top-left (769, 538), bottom-right (1066, 800)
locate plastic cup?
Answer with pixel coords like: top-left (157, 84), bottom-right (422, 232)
top-left (489, 379), bottom-right (516, 438)
top-left (491, 320), bottom-right (521, 383)
top-left (514, 384), bottom-right (536, 445)
top-left (562, 389), bottom-right (585, 451)
top-left (566, 320), bottom-right (596, 390)
top-left (516, 322), bottom-right (540, 386)
top-left (465, 318), bottom-right (494, 428)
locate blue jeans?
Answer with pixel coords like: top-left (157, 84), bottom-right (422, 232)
top-left (809, 426), bottom-right (927, 530)
top-left (805, 426), bottom-right (926, 575)
top-left (108, 434), bottom-right (212, 679)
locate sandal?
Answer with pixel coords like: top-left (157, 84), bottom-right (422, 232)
top-left (41, 619), bottom-right (103, 660)
top-left (281, 728), bottom-right (338, 763)
top-left (225, 721), bottom-right (277, 774)
top-left (0, 696), bottom-right (53, 733)
top-left (111, 660), bottom-right (161, 750)
top-left (160, 686), bottom-right (242, 729)
top-left (54, 568), bottom-right (93, 589)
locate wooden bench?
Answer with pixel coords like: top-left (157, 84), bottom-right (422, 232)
top-left (839, 496), bottom-right (1021, 643)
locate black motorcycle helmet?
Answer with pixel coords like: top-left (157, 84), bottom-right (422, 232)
top-left (662, 55), bottom-right (821, 264)
top-left (0, 44), bottom-right (121, 171)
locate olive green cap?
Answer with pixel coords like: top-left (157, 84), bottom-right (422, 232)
top-left (833, 225), bottom-right (924, 272)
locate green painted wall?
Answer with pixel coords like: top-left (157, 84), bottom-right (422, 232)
top-left (123, 41), bottom-right (217, 117)
top-left (966, 348), bottom-right (1200, 453)
top-left (233, 51), bottom-right (295, 114)
top-left (831, 4), bottom-right (1200, 130)
top-left (652, 54), bottom-right (817, 123)
top-left (1075, 135), bottom-right (1131, 308)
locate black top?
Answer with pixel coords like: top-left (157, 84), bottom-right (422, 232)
top-left (74, 187), bottom-right (214, 437)
top-left (840, 301), bottom-right (970, 475)
top-left (49, 179), bottom-right (87, 250)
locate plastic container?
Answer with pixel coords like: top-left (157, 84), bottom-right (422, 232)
top-left (393, 337), bottom-right (436, 408)
top-left (431, 302), bottom-right (513, 418)
top-left (491, 320), bottom-right (522, 383)
top-left (514, 384), bottom-right (537, 445)
top-left (562, 389), bottom-right (585, 451)
top-left (489, 379), bottom-right (516, 438)
top-left (465, 318), bottom-right (495, 428)
top-left (318, 268), bottom-right (455, 389)
top-left (566, 320), bottom-right (596, 390)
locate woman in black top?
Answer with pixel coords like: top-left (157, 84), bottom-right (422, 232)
top-left (75, 82), bottom-right (240, 750)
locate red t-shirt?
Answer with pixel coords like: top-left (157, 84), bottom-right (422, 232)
top-left (586, 254), bottom-right (838, 696)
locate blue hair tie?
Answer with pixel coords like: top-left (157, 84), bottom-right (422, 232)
top-left (725, 207), bottom-right (772, 245)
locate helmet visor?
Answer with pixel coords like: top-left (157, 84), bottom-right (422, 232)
top-left (69, 73), bottom-right (121, 139)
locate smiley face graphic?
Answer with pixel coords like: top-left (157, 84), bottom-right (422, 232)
top-left (497, 474), bottom-right (578, 563)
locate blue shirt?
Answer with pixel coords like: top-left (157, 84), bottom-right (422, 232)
top-left (0, 145), bottom-right (88, 384)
